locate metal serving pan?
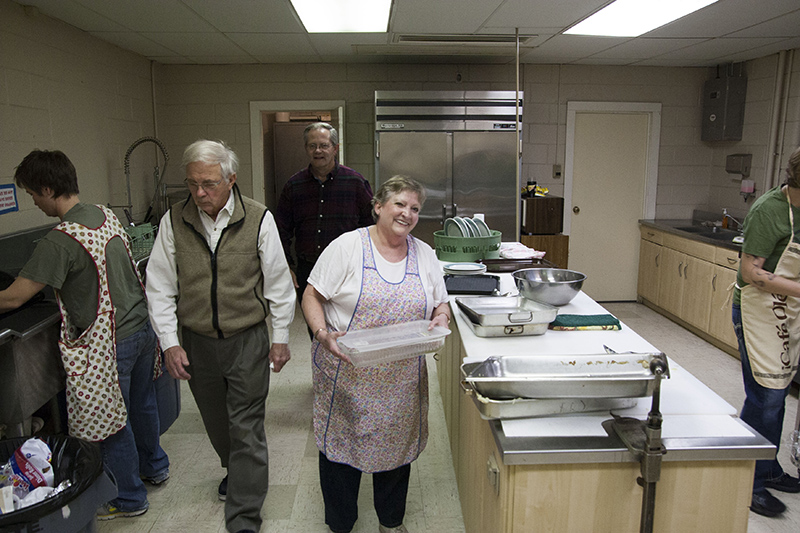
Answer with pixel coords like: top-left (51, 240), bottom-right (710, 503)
top-left (456, 296), bottom-right (558, 327)
top-left (462, 317), bottom-right (550, 337)
top-left (462, 353), bottom-right (669, 400)
top-left (462, 380), bottom-right (637, 419)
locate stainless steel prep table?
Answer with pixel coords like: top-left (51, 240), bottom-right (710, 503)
top-left (439, 268), bottom-right (772, 533)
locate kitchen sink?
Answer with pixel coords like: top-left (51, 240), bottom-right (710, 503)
top-left (675, 226), bottom-right (706, 233)
top-left (674, 226), bottom-right (742, 244)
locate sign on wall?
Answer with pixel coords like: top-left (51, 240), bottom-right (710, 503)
top-left (0, 184), bottom-right (19, 215)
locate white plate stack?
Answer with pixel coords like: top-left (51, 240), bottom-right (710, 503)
top-left (443, 263), bottom-right (487, 275)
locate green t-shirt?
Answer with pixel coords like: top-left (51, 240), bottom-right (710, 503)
top-left (734, 186), bottom-right (800, 305)
top-left (19, 203), bottom-right (148, 340)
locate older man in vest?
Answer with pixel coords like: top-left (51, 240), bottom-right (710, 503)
top-left (146, 140), bottom-right (295, 533)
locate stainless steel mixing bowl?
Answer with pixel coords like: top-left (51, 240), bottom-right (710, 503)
top-left (512, 268), bottom-right (586, 306)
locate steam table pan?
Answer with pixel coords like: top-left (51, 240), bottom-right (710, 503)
top-left (462, 353), bottom-right (669, 400)
top-left (461, 380), bottom-right (637, 420)
top-left (456, 296), bottom-right (558, 338)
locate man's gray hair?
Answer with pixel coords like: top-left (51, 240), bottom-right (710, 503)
top-left (303, 122), bottom-right (339, 146)
top-left (182, 139), bottom-right (239, 181)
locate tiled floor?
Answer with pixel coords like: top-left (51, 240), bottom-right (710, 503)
top-left (98, 302), bottom-right (800, 532)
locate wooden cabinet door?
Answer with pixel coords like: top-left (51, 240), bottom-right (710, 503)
top-left (658, 247), bottom-right (684, 316)
top-left (682, 255), bottom-right (714, 330)
top-left (638, 239), bottom-right (661, 304)
top-left (709, 265), bottom-right (738, 349)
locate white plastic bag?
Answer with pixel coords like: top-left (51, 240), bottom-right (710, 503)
top-left (0, 438), bottom-right (55, 500)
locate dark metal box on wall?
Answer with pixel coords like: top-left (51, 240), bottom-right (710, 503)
top-left (702, 76), bottom-right (747, 142)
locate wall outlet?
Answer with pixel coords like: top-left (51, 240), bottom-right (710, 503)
top-left (553, 164), bottom-right (562, 179)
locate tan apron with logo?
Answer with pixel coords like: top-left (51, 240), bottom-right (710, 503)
top-left (54, 205), bottom-right (138, 441)
top-left (740, 189), bottom-right (800, 389)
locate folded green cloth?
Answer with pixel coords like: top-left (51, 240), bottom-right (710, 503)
top-left (549, 314), bottom-right (621, 331)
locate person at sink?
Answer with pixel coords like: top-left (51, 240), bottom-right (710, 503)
top-left (301, 176), bottom-right (451, 533)
top-left (0, 149), bottom-right (170, 520)
top-left (734, 144), bottom-right (800, 518)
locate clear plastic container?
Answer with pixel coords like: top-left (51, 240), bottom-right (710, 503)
top-left (337, 320), bottom-right (451, 368)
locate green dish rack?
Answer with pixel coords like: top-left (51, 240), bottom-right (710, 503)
top-left (434, 230), bottom-right (502, 262)
top-left (124, 223), bottom-right (156, 262)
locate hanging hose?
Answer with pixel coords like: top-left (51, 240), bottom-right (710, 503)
top-left (123, 136), bottom-right (169, 224)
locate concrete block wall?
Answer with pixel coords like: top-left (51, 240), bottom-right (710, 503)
top-left (154, 62), bottom-right (513, 201)
top-left (0, 0), bottom-right (158, 236)
top-left (523, 63), bottom-right (712, 220)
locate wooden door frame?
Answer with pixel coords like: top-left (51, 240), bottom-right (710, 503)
top-left (563, 101), bottom-right (661, 235)
top-left (248, 100), bottom-right (345, 205)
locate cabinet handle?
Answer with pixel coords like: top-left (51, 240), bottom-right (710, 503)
top-left (655, 252), bottom-right (660, 267)
top-left (647, 231), bottom-right (655, 237)
top-left (683, 264), bottom-right (688, 277)
top-left (678, 261), bottom-right (683, 277)
top-left (727, 257), bottom-right (737, 265)
top-left (712, 273), bottom-right (717, 291)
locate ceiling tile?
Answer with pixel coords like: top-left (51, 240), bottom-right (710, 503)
top-left (74, 0), bottom-right (216, 32)
top-left (487, 0), bottom-right (607, 28)
top-left (228, 32), bottom-right (318, 56)
top-left (390, 0), bottom-right (505, 34)
top-left (142, 32), bottom-right (251, 56)
top-left (181, 0), bottom-right (302, 33)
top-left (88, 31), bottom-right (180, 57)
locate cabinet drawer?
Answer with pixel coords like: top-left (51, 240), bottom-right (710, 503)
top-left (663, 233), bottom-right (716, 262)
top-left (640, 226), bottom-right (664, 245)
top-left (715, 247), bottom-right (741, 270)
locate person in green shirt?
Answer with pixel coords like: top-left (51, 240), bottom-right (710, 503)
top-left (0, 150), bottom-right (169, 520)
top-left (733, 145), bottom-right (800, 517)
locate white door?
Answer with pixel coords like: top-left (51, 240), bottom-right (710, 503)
top-left (565, 103), bottom-right (660, 301)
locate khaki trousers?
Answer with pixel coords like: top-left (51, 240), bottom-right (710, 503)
top-left (183, 322), bottom-right (271, 533)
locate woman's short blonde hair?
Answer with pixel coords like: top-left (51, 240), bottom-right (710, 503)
top-left (371, 175), bottom-right (427, 222)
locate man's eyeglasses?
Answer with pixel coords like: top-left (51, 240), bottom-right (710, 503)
top-left (184, 178), bottom-right (224, 191)
top-left (306, 143), bottom-right (333, 151)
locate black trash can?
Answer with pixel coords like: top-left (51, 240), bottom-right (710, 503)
top-left (0, 436), bottom-right (116, 533)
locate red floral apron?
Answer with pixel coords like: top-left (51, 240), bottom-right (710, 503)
top-left (313, 228), bottom-right (429, 473)
top-left (741, 189), bottom-right (800, 388)
top-left (54, 205), bottom-right (147, 441)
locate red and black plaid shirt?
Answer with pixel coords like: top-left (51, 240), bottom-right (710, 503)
top-left (275, 163), bottom-right (373, 266)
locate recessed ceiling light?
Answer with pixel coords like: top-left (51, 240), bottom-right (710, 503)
top-left (291, 0), bottom-right (392, 33)
top-left (565, 0), bottom-right (718, 37)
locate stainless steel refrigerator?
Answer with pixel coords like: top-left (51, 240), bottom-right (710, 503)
top-left (375, 91), bottom-right (522, 247)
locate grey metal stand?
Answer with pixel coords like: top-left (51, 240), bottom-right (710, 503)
top-left (603, 355), bottom-right (669, 533)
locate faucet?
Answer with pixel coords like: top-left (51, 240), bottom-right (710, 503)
top-left (722, 208), bottom-right (743, 232)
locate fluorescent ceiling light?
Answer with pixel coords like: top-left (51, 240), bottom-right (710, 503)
top-left (291, 0), bottom-right (391, 33)
top-left (565, 0), bottom-right (718, 37)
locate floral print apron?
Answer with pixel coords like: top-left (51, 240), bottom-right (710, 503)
top-left (313, 228), bottom-right (429, 473)
top-left (54, 205), bottom-right (145, 441)
top-left (741, 190), bottom-right (800, 388)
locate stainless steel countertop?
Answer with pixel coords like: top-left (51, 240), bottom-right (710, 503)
top-left (491, 417), bottom-right (774, 466)
top-left (451, 278), bottom-right (774, 466)
top-left (639, 219), bottom-right (743, 251)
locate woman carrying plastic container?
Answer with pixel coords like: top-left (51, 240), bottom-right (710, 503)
top-left (302, 175), bottom-right (450, 533)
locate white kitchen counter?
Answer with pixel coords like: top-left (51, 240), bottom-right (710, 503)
top-left (447, 271), bottom-right (775, 465)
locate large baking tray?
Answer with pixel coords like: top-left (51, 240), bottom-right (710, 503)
top-left (463, 319), bottom-right (551, 337)
top-left (464, 384), bottom-right (637, 420)
top-left (444, 274), bottom-right (500, 295)
top-left (456, 296), bottom-right (558, 326)
top-left (479, 257), bottom-right (556, 273)
top-left (462, 353), bottom-right (669, 400)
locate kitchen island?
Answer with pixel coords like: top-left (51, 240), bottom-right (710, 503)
top-left (437, 273), bottom-right (773, 532)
